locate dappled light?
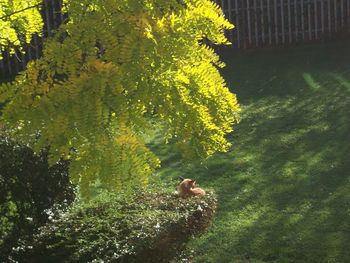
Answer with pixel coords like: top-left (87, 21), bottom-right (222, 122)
top-left (331, 73), bottom-right (350, 92)
top-left (302, 73), bottom-right (321, 90)
top-left (153, 40), bottom-right (350, 262)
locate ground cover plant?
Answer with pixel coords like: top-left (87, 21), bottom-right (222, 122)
top-left (7, 186), bottom-right (216, 263)
top-left (152, 39), bottom-right (350, 262)
top-left (0, 136), bottom-right (74, 262)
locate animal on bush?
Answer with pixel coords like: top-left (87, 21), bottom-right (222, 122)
top-left (177, 176), bottom-right (206, 198)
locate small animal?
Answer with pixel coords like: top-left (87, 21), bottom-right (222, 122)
top-left (177, 176), bottom-right (206, 198)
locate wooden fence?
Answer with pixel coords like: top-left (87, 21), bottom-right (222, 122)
top-left (0, 0), bottom-right (64, 79)
top-left (1, 0), bottom-right (350, 78)
top-left (216, 0), bottom-right (350, 48)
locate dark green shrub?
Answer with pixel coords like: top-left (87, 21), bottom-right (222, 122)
top-left (0, 136), bottom-right (75, 261)
top-left (12, 187), bottom-right (216, 263)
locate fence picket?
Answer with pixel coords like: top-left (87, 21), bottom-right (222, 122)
top-left (334, 0), bottom-right (338, 32)
top-left (288, 0), bottom-right (292, 42)
top-left (228, 0), bottom-right (233, 42)
top-left (43, 0), bottom-right (51, 35)
top-left (6, 52), bottom-right (12, 76)
top-left (314, 0), bottom-right (318, 39)
top-left (13, 52), bottom-right (19, 73)
top-left (348, 0), bottom-right (350, 26)
top-left (247, 0), bottom-right (252, 46)
top-left (268, 0), bottom-right (273, 44)
top-left (254, 0), bottom-right (259, 46)
top-left (308, 0), bottom-right (312, 40)
top-left (260, 0), bottom-right (265, 44)
top-left (280, 0), bottom-right (285, 43)
top-left (52, 0), bottom-right (58, 29)
top-left (0, 57), bottom-right (4, 76)
top-left (328, 0), bottom-right (332, 34)
top-left (21, 50), bottom-right (26, 69)
top-left (301, 0), bottom-right (306, 40)
top-left (341, 0), bottom-right (344, 27)
top-left (295, 0), bottom-right (298, 40)
top-left (321, 0), bottom-right (325, 36)
top-left (235, 0), bottom-right (241, 48)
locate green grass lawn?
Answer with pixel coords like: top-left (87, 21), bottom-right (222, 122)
top-left (153, 40), bottom-right (350, 263)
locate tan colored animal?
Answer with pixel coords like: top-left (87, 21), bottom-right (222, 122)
top-left (177, 177), bottom-right (206, 198)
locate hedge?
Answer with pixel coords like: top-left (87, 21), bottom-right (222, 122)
top-left (10, 187), bottom-right (217, 263)
top-left (0, 136), bottom-right (75, 261)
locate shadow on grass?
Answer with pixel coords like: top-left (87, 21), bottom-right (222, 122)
top-left (154, 41), bottom-right (350, 262)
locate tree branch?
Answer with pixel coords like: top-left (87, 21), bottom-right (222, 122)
top-left (0, 3), bottom-right (42, 20)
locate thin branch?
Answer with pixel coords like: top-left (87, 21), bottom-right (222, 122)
top-left (0, 3), bottom-right (42, 20)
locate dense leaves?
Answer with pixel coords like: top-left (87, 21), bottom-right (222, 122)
top-left (9, 187), bottom-right (217, 263)
top-left (0, 0), bottom-right (43, 58)
top-left (0, 0), bottom-right (240, 197)
top-left (0, 136), bottom-right (75, 261)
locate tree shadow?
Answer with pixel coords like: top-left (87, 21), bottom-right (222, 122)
top-left (170, 41), bottom-right (350, 262)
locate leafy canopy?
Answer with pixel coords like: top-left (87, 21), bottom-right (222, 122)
top-left (0, 0), bottom-right (43, 58)
top-left (0, 0), bottom-right (240, 198)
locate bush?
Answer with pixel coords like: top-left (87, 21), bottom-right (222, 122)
top-left (11, 187), bottom-right (217, 263)
top-left (0, 136), bottom-right (75, 261)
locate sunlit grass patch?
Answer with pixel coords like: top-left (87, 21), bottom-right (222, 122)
top-left (153, 40), bottom-right (350, 263)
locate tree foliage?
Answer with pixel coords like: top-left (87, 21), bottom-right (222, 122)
top-left (0, 0), bottom-right (240, 198)
top-left (0, 0), bottom-right (43, 58)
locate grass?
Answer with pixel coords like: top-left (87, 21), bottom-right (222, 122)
top-left (152, 40), bottom-right (350, 263)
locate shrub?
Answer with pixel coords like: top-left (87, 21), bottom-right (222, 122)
top-left (11, 187), bottom-right (217, 263)
top-left (0, 136), bottom-right (75, 261)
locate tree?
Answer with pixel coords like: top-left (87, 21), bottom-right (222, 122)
top-left (0, 0), bottom-right (240, 198)
top-left (0, 0), bottom-right (43, 58)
